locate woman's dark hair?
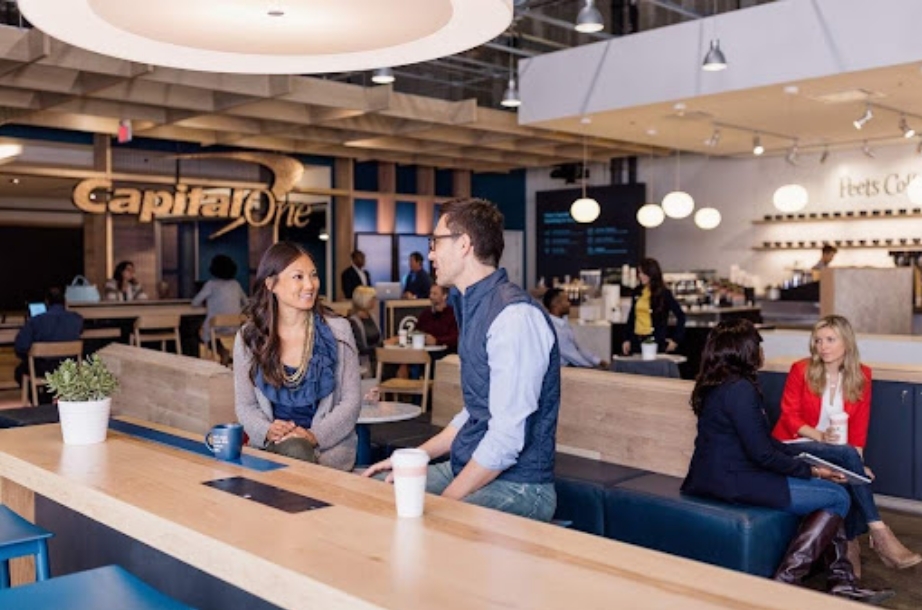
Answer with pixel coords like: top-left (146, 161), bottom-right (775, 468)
top-left (639, 257), bottom-right (666, 314)
top-left (242, 241), bottom-right (329, 387)
top-left (439, 197), bottom-right (504, 267)
top-left (209, 254), bottom-right (237, 280)
top-left (113, 260), bottom-right (133, 282)
top-left (690, 319), bottom-right (763, 416)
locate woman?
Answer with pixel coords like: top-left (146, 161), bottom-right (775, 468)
top-left (192, 254), bottom-right (248, 365)
top-left (621, 258), bottom-right (685, 356)
top-left (104, 260), bottom-right (148, 301)
top-left (234, 242), bottom-right (361, 469)
top-left (772, 315), bottom-right (921, 575)
top-left (348, 285), bottom-right (381, 377)
top-left (682, 319), bottom-right (889, 603)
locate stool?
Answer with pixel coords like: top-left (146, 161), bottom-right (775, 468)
top-left (0, 565), bottom-right (193, 609)
top-left (0, 504), bottom-right (53, 588)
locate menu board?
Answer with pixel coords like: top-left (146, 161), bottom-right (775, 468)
top-left (536, 184), bottom-right (645, 283)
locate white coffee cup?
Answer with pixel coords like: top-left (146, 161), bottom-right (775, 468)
top-left (411, 333), bottom-right (426, 349)
top-left (398, 329), bottom-right (408, 347)
top-left (828, 412), bottom-right (849, 445)
top-left (391, 448), bottom-right (430, 518)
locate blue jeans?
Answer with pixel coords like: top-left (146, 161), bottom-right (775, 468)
top-left (785, 477), bottom-right (850, 518)
top-left (795, 441), bottom-right (879, 538)
top-left (425, 461), bottom-right (557, 522)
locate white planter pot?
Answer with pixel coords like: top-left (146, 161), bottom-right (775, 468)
top-left (58, 397), bottom-right (112, 445)
top-left (640, 342), bottom-right (658, 361)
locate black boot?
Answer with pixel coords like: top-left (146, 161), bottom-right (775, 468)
top-left (774, 510), bottom-right (842, 584)
top-left (826, 523), bottom-right (895, 605)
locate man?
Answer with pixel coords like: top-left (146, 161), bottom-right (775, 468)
top-left (414, 284), bottom-right (458, 354)
top-left (340, 250), bottom-right (370, 299)
top-left (812, 244), bottom-right (838, 271)
top-left (365, 197), bottom-right (560, 522)
top-left (543, 288), bottom-right (609, 370)
top-left (402, 251), bottom-right (432, 299)
top-left (14, 287), bottom-right (84, 398)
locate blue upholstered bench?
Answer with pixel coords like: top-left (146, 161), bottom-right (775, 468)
top-left (603, 473), bottom-right (799, 577)
top-left (0, 565), bottom-right (194, 609)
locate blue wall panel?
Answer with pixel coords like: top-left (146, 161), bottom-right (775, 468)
top-left (395, 200), bottom-right (417, 234)
top-left (354, 198), bottom-right (378, 234)
top-left (472, 169), bottom-right (526, 230)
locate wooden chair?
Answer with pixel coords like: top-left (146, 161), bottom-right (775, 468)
top-left (130, 315), bottom-right (181, 353)
top-left (209, 313), bottom-right (245, 365)
top-left (375, 347), bottom-right (431, 414)
top-left (21, 340), bottom-right (83, 406)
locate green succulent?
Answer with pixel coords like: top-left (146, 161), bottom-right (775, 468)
top-left (44, 355), bottom-right (119, 402)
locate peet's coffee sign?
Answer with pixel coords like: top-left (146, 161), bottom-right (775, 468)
top-left (839, 171), bottom-right (919, 198)
top-left (71, 151), bottom-right (312, 237)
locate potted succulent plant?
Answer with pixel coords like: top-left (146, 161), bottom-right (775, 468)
top-left (640, 336), bottom-right (658, 361)
top-left (45, 355), bottom-right (119, 445)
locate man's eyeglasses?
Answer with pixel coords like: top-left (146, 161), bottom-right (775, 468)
top-left (428, 233), bottom-right (462, 251)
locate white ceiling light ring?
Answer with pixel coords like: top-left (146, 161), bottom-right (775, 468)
top-left (661, 191), bottom-right (695, 219)
top-left (636, 203), bottom-right (665, 228)
top-left (694, 207), bottom-right (721, 230)
top-left (773, 184), bottom-right (809, 213)
top-left (18, 0), bottom-right (513, 74)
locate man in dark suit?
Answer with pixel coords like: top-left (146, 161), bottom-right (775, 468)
top-left (340, 250), bottom-right (370, 299)
top-left (402, 251), bottom-right (432, 299)
top-left (14, 287), bottom-right (84, 399)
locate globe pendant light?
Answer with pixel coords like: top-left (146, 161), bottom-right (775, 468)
top-left (637, 203), bottom-right (665, 228)
top-left (694, 207), bottom-right (722, 230)
top-left (773, 184), bottom-right (808, 213)
top-left (570, 136), bottom-right (600, 223)
top-left (661, 150), bottom-right (694, 219)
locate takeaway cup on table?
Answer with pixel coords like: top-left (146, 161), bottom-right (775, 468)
top-left (391, 448), bottom-right (430, 518)
top-left (204, 423), bottom-right (244, 461)
top-left (828, 412), bottom-right (849, 445)
top-left (411, 333), bottom-right (426, 349)
top-left (398, 329), bottom-right (408, 347)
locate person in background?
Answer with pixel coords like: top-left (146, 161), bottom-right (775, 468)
top-left (385, 283), bottom-right (458, 355)
top-left (104, 260), bottom-right (148, 301)
top-left (234, 242), bottom-right (361, 469)
top-left (14, 287), bottom-right (83, 396)
top-left (681, 319), bottom-right (890, 604)
top-left (340, 250), bottom-right (370, 300)
top-left (621, 257), bottom-right (685, 356)
top-left (192, 254), bottom-right (248, 366)
top-left (364, 197), bottom-right (560, 522)
top-left (402, 251), bottom-right (432, 299)
top-left (348, 285), bottom-right (382, 376)
top-left (813, 244), bottom-right (838, 271)
top-left (772, 315), bottom-right (921, 577)
top-left (543, 287), bottom-right (608, 370)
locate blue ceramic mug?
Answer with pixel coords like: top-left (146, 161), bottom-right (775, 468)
top-left (204, 423), bottom-right (243, 461)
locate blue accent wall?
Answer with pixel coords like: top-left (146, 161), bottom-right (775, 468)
top-left (472, 169), bottom-right (526, 230)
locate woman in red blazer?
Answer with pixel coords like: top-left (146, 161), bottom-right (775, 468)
top-left (773, 315), bottom-right (920, 576)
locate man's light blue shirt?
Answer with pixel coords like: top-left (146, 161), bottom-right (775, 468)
top-left (548, 314), bottom-right (600, 368)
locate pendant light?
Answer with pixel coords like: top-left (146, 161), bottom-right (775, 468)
top-left (701, 0), bottom-right (727, 72)
top-left (637, 203), bottom-right (665, 228)
top-left (661, 150), bottom-right (694, 219)
top-left (500, 37), bottom-right (521, 108)
top-left (694, 207), bottom-right (722, 230)
top-left (772, 184), bottom-right (808, 213)
top-left (371, 67), bottom-right (395, 84)
top-left (570, 135), bottom-right (600, 223)
top-left (575, 0), bottom-right (604, 33)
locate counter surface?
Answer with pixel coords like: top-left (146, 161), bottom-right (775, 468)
top-left (68, 300), bottom-right (205, 320)
top-left (0, 419), bottom-right (857, 610)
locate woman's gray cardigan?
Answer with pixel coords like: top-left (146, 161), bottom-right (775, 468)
top-left (233, 316), bottom-right (362, 471)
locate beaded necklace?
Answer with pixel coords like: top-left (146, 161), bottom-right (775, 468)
top-left (282, 313), bottom-right (315, 388)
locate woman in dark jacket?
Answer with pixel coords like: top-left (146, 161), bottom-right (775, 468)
top-left (621, 258), bottom-right (685, 356)
top-left (681, 319), bottom-right (890, 603)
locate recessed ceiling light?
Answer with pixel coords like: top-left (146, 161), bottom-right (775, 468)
top-left (646, 128), bottom-right (658, 136)
top-left (783, 85), bottom-right (799, 95)
top-left (10, 178), bottom-right (19, 184)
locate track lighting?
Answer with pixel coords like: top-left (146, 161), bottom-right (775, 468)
top-left (575, 0), bottom-right (604, 33)
top-left (819, 146), bottom-right (829, 164)
top-left (785, 142), bottom-right (799, 166)
top-left (371, 67), bottom-right (395, 84)
top-left (853, 105), bottom-right (873, 130)
top-left (704, 128), bottom-right (721, 147)
top-left (900, 115), bottom-right (916, 139)
top-left (917, 138), bottom-right (922, 155)
top-left (702, 40), bottom-right (727, 72)
top-left (862, 141), bottom-right (875, 158)
top-left (752, 135), bottom-right (764, 156)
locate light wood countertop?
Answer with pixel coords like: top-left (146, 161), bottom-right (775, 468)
top-left (68, 300), bottom-right (205, 320)
top-left (763, 357), bottom-right (922, 384)
top-left (0, 418), bottom-right (858, 610)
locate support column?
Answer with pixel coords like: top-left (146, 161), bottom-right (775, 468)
top-left (452, 169), bottom-right (471, 198)
top-left (376, 162), bottom-right (396, 234)
top-left (416, 166), bottom-right (435, 234)
top-left (333, 158), bottom-right (355, 300)
top-left (83, 134), bottom-right (111, 287)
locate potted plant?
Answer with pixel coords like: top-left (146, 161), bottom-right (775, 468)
top-left (640, 336), bottom-right (658, 361)
top-left (45, 355), bottom-right (119, 445)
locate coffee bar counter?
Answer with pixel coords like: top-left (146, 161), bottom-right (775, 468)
top-left (67, 300), bottom-right (206, 356)
top-left (0, 418), bottom-right (858, 610)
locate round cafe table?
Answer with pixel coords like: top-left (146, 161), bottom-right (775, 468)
top-left (355, 401), bottom-right (422, 467)
top-left (383, 344), bottom-right (447, 352)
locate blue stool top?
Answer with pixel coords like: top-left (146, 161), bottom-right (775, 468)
top-left (0, 565), bottom-right (195, 609)
top-left (0, 505), bottom-right (53, 546)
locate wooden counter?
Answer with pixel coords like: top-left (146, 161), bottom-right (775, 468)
top-left (68, 299), bottom-right (205, 320)
top-left (764, 356), bottom-right (922, 384)
top-left (0, 419), bottom-right (856, 610)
